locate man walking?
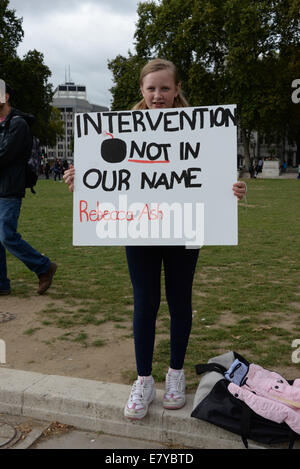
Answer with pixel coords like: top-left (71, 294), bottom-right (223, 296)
top-left (0, 83), bottom-right (57, 295)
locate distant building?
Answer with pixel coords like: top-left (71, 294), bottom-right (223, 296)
top-left (46, 82), bottom-right (109, 162)
top-left (237, 128), bottom-right (298, 170)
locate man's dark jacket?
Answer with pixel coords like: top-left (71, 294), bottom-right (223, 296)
top-left (0, 108), bottom-right (34, 198)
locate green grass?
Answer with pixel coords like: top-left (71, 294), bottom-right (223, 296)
top-left (7, 178), bottom-right (300, 390)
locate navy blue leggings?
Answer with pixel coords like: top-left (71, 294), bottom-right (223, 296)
top-left (126, 246), bottom-right (199, 376)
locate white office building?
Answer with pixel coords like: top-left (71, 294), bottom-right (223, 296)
top-left (47, 82), bottom-right (109, 162)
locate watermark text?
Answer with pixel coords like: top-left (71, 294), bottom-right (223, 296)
top-left (291, 79), bottom-right (300, 104)
top-left (0, 339), bottom-right (6, 364)
top-left (291, 339), bottom-right (300, 364)
top-left (91, 195), bottom-right (205, 246)
top-left (0, 79), bottom-right (6, 104)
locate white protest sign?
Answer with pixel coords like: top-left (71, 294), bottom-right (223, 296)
top-left (73, 105), bottom-right (237, 246)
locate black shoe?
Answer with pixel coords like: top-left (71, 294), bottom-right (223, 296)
top-left (37, 262), bottom-right (57, 295)
top-left (0, 289), bottom-right (11, 296)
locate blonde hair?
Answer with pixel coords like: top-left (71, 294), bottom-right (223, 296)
top-left (132, 58), bottom-right (189, 110)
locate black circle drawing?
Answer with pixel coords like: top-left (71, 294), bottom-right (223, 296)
top-left (101, 137), bottom-right (127, 163)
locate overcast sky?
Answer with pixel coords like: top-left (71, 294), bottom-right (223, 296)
top-left (9, 0), bottom-right (140, 108)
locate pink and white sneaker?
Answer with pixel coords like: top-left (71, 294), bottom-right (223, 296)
top-left (124, 376), bottom-right (156, 420)
top-left (163, 369), bottom-right (186, 409)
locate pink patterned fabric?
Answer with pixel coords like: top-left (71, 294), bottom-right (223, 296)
top-left (228, 364), bottom-right (300, 435)
top-left (246, 364), bottom-right (300, 402)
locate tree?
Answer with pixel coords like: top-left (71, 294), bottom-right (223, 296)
top-left (108, 53), bottom-right (146, 110)
top-left (109, 0), bottom-right (300, 169)
top-left (18, 49), bottom-right (56, 143)
top-left (0, 0), bottom-right (63, 145)
top-left (0, 0), bottom-right (23, 58)
top-left (45, 106), bottom-right (64, 148)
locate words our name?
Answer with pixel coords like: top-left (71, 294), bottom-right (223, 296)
top-left (82, 168), bottom-right (202, 191)
top-left (76, 106), bottom-right (236, 138)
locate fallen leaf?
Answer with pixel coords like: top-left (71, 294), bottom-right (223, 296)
top-left (252, 326), bottom-right (272, 332)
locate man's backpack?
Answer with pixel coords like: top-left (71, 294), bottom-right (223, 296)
top-left (26, 135), bottom-right (42, 194)
top-left (7, 113), bottom-right (41, 194)
top-left (191, 351), bottom-right (300, 449)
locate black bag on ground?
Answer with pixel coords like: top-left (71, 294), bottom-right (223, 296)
top-left (6, 113), bottom-right (41, 194)
top-left (191, 351), bottom-right (300, 448)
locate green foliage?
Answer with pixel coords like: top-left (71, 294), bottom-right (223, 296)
top-left (0, 0), bottom-right (62, 145)
top-left (46, 107), bottom-right (65, 147)
top-left (109, 0), bottom-right (300, 167)
top-left (0, 0), bottom-right (23, 57)
top-left (108, 53), bottom-right (147, 110)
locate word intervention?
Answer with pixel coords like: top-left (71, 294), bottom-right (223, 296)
top-left (104, 452), bottom-right (194, 465)
top-left (76, 106), bottom-right (236, 137)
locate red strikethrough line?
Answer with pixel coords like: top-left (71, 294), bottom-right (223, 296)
top-left (128, 160), bottom-right (170, 163)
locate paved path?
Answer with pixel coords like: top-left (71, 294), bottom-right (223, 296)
top-left (1, 368), bottom-right (299, 450)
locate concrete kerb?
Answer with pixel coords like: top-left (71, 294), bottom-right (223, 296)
top-left (0, 368), bottom-right (298, 449)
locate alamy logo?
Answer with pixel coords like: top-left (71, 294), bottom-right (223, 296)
top-left (91, 195), bottom-right (205, 246)
top-left (0, 79), bottom-right (6, 104)
top-left (291, 339), bottom-right (300, 364)
top-left (0, 339), bottom-right (6, 364)
top-left (291, 79), bottom-right (300, 104)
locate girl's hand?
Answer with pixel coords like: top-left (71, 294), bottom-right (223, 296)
top-left (63, 164), bottom-right (75, 192)
top-left (232, 181), bottom-right (247, 200)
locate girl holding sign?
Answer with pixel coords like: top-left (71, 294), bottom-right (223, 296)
top-left (64, 58), bottom-right (247, 420)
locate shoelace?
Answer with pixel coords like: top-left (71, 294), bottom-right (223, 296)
top-left (130, 380), bottom-right (144, 404)
top-left (129, 378), bottom-right (153, 408)
top-left (165, 372), bottom-right (184, 398)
